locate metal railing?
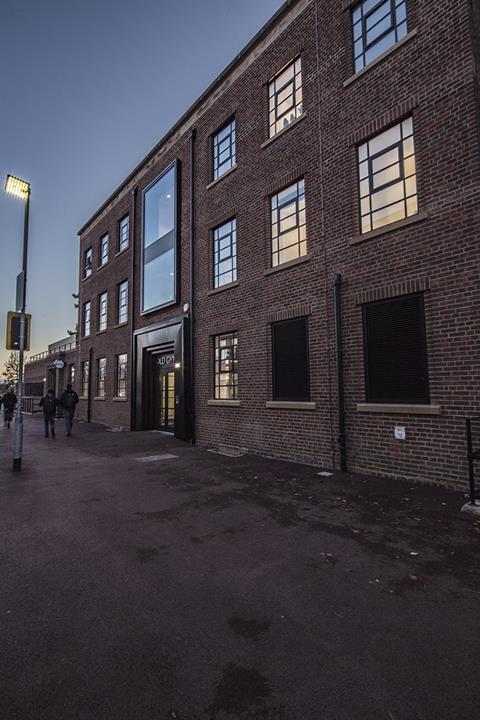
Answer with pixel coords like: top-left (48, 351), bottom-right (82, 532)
top-left (25, 341), bottom-right (77, 365)
top-left (22, 396), bottom-right (42, 413)
top-left (466, 416), bottom-right (480, 505)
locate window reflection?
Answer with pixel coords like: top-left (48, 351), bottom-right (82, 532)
top-left (142, 163), bottom-right (177, 312)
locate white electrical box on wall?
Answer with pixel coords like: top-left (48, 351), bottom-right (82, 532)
top-left (394, 426), bottom-right (407, 441)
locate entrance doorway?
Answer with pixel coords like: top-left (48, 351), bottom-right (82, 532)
top-left (155, 355), bottom-right (175, 431)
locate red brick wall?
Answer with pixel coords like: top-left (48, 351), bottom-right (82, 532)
top-left (75, 0), bottom-right (480, 488)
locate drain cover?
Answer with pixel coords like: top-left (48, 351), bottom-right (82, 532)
top-left (137, 454), bottom-right (178, 462)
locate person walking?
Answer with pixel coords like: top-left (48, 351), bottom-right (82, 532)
top-left (39, 388), bottom-right (58, 438)
top-left (3, 387), bottom-right (17, 429)
top-left (59, 383), bottom-right (79, 436)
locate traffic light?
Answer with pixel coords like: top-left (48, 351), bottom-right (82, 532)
top-left (6, 311), bottom-right (31, 351)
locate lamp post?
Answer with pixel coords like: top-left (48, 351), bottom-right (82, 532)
top-left (4, 174), bottom-right (31, 472)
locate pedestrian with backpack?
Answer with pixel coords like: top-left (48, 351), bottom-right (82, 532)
top-left (59, 383), bottom-right (79, 436)
top-left (39, 388), bottom-right (58, 438)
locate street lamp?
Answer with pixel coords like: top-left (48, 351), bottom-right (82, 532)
top-left (4, 174), bottom-right (30, 472)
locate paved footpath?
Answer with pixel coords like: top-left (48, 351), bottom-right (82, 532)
top-left (1, 415), bottom-right (479, 720)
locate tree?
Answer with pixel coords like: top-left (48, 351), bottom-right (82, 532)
top-left (67, 292), bottom-right (79, 336)
top-left (3, 351), bottom-right (19, 387)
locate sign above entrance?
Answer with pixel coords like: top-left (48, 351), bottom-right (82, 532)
top-left (157, 354), bottom-right (174, 367)
top-left (53, 359), bottom-right (65, 369)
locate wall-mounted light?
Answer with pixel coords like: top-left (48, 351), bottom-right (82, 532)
top-left (174, 362), bottom-right (181, 369)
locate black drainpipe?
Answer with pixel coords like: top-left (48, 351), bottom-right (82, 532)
top-left (129, 187), bottom-right (137, 430)
top-left (87, 345), bottom-right (93, 423)
top-left (188, 129), bottom-right (196, 444)
top-left (334, 274), bottom-right (347, 471)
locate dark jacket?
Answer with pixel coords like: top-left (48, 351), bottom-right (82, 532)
top-left (3, 392), bottom-right (17, 410)
top-left (59, 389), bottom-right (79, 410)
top-left (39, 393), bottom-right (58, 416)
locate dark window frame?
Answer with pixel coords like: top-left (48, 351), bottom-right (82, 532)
top-left (272, 316), bottom-right (310, 402)
top-left (352, 0), bottom-right (408, 73)
top-left (81, 360), bottom-right (89, 397)
top-left (270, 178), bottom-right (307, 268)
top-left (83, 247), bottom-right (92, 279)
top-left (117, 280), bottom-right (128, 324)
top-left (268, 56), bottom-right (303, 138)
top-left (99, 233), bottom-right (109, 266)
top-left (96, 357), bottom-right (107, 398)
top-left (116, 353), bottom-right (128, 398)
top-left (98, 291), bottom-right (108, 332)
top-left (357, 116), bottom-right (417, 234)
top-left (213, 217), bottom-right (237, 289)
top-left (83, 301), bottom-right (91, 337)
top-left (214, 332), bottom-right (238, 400)
top-left (119, 215), bottom-right (129, 252)
top-left (212, 118), bottom-right (236, 181)
top-left (362, 293), bottom-right (430, 404)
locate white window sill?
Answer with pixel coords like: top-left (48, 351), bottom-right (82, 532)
top-left (93, 396), bottom-right (106, 401)
top-left (266, 401), bottom-right (316, 410)
top-left (264, 253), bottom-right (311, 276)
top-left (206, 164), bottom-right (238, 190)
top-left (260, 112), bottom-right (306, 149)
top-left (207, 281), bottom-right (239, 296)
top-left (350, 211), bottom-right (429, 246)
top-left (207, 399), bottom-right (241, 407)
top-left (112, 397), bottom-right (128, 402)
top-left (356, 403), bottom-right (441, 416)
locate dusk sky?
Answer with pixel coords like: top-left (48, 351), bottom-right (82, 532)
top-left (0, 0), bottom-right (284, 372)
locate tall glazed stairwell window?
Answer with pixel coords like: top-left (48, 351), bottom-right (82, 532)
top-left (142, 162), bottom-right (177, 313)
top-left (352, 0), bottom-right (408, 73)
top-left (358, 117), bottom-right (417, 234)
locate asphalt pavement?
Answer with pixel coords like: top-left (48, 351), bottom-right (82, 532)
top-left (0, 414), bottom-right (479, 720)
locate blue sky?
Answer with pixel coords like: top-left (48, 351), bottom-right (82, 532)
top-left (0, 0), bottom-right (284, 372)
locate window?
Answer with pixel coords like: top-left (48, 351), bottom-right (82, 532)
top-left (142, 162), bottom-right (177, 312)
top-left (83, 301), bottom-right (91, 337)
top-left (98, 292), bottom-right (108, 332)
top-left (214, 332), bottom-right (238, 400)
top-left (363, 294), bottom-right (430, 404)
top-left (271, 179), bottom-right (306, 267)
top-left (119, 216), bottom-right (129, 252)
top-left (83, 247), bottom-right (92, 279)
top-left (99, 233), bottom-right (109, 266)
top-left (81, 360), bottom-right (89, 397)
top-left (272, 317), bottom-right (310, 401)
top-left (116, 354), bottom-right (128, 398)
top-left (269, 57), bottom-right (303, 138)
top-left (69, 364), bottom-right (75, 387)
top-left (96, 358), bottom-right (106, 398)
top-left (352, 0), bottom-right (408, 73)
top-left (358, 116), bottom-right (417, 234)
top-left (213, 218), bottom-right (237, 288)
top-left (118, 280), bottom-right (128, 324)
top-left (213, 119), bottom-right (236, 180)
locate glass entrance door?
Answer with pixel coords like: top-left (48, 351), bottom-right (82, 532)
top-left (156, 357), bottom-right (175, 431)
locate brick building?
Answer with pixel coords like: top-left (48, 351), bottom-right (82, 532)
top-left (59, 0), bottom-right (479, 489)
top-left (24, 336), bottom-right (77, 401)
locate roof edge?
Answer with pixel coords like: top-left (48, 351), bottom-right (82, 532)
top-left (77, 0), bottom-right (303, 236)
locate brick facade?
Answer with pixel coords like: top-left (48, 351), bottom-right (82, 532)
top-left (70, 0), bottom-right (479, 490)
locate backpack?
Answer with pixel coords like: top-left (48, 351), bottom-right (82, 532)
top-left (63, 391), bottom-right (76, 408)
top-left (43, 395), bottom-right (56, 415)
